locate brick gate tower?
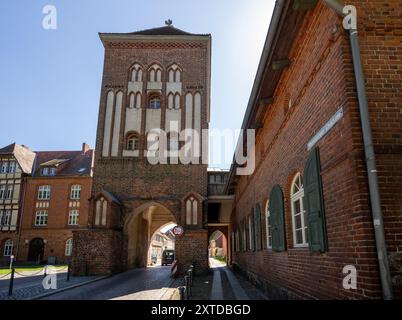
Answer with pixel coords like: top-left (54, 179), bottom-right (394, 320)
top-left (72, 23), bottom-right (211, 275)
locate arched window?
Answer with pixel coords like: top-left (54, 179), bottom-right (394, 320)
top-left (129, 93), bottom-right (135, 109)
top-left (130, 64), bottom-right (143, 82)
top-left (126, 132), bottom-right (139, 151)
top-left (95, 197), bottom-right (107, 226)
top-left (291, 173), bottom-right (308, 246)
top-left (65, 239), bottom-right (73, 256)
top-left (265, 201), bottom-right (272, 249)
top-left (175, 69), bottom-right (181, 82)
top-left (38, 185), bottom-right (51, 200)
top-left (3, 239), bottom-right (13, 256)
top-left (135, 93), bottom-right (141, 109)
top-left (148, 95), bottom-right (161, 109)
top-left (168, 69), bottom-right (174, 82)
top-left (70, 185), bottom-right (81, 200)
top-left (174, 94), bottom-right (180, 109)
top-left (149, 65), bottom-right (162, 82)
top-left (167, 93), bottom-right (174, 109)
top-left (185, 196), bottom-right (198, 225)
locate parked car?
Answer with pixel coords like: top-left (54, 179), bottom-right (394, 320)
top-left (161, 250), bottom-right (175, 266)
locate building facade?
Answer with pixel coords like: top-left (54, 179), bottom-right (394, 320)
top-left (18, 143), bottom-right (93, 264)
top-left (0, 143), bottom-right (35, 265)
top-left (72, 24), bottom-right (212, 275)
top-left (227, 1), bottom-right (401, 299)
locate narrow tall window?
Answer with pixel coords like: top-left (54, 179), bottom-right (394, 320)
top-left (131, 64), bottom-right (143, 82)
top-left (0, 210), bottom-right (11, 227)
top-left (65, 239), bottom-right (73, 256)
top-left (185, 196), bottom-right (198, 225)
top-left (0, 185), bottom-right (5, 199)
top-left (135, 93), bottom-right (141, 109)
top-left (167, 93), bottom-right (174, 109)
top-left (168, 69), bottom-right (174, 82)
top-left (3, 239), bottom-right (13, 256)
top-left (95, 197), bottom-right (107, 227)
top-left (1, 162), bottom-right (8, 173)
top-left (68, 210), bottom-right (79, 225)
top-left (8, 161), bottom-right (16, 173)
top-left (5, 186), bottom-right (13, 199)
top-left (175, 69), bottom-right (181, 82)
top-left (129, 93), bottom-right (135, 109)
top-left (38, 185), bottom-right (51, 200)
top-left (70, 185), bottom-right (81, 200)
top-left (265, 201), bottom-right (272, 249)
top-left (175, 94), bottom-right (180, 109)
top-left (291, 173), bottom-right (308, 246)
top-left (35, 210), bottom-right (48, 226)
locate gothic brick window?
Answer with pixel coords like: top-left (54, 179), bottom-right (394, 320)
top-left (129, 93), bottom-right (135, 109)
top-left (126, 132), bottom-right (140, 151)
top-left (185, 196), bottom-right (198, 225)
top-left (265, 200), bottom-right (272, 249)
top-left (95, 197), bottom-right (107, 226)
top-left (3, 239), bottom-right (13, 256)
top-left (70, 185), bottom-right (81, 200)
top-left (174, 93), bottom-right (180, 109)
top-left (38, 185), bottom-right (51, 200)
top-left (148, 95), bottom-right (161, 109)
top-left (35, 210), bottom-right (48, 226)
top-left (149, 65), bottom-right (162, 82)
top-left (167, 93), bottom-right (174, 109)
top-left (65, 238), bottom-right (72, 256)
top-left (168, 64), bottom-right (181, 82)
top-left (130, 64), bottom-right (143, 82)
top-left (291, 173), bottom-right (308, 247)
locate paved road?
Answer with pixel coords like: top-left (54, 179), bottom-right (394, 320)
top-left (41, 266), bottom-right (175, 300)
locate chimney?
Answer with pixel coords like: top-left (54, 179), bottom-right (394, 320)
top-left (82, 143), bottom-right (90, 154)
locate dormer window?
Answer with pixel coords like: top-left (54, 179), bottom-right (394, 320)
top-left (41, 167), bottom-right (56, 176)
top-left (41, 167), bottom-right (49, 176)
top-left (50, 168), bottom-right (56, 176)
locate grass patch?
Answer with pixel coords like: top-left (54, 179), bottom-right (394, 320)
top-left (0, 265), bottom-right (67, 275)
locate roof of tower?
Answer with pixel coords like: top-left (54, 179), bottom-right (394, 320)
top-left (99, 24), bottom-right (210, 42)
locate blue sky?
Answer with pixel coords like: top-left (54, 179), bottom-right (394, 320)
top-left (0, 0), bottom-right (274, 168)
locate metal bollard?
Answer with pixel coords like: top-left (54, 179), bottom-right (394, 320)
top-left (43, 265), bottom-right (47, 278)
top-left (8, 268), bottom-right (15, 296)
top-left (188, 268), bottom-right (194, 287)
top-left (67, 263), bottom-right (71, 281)
top-left (178, 286), bottom-right (186, 300)
top-left (184, 275), bottom-right (190, 299)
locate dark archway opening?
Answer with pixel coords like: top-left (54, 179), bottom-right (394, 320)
top-left (28, 238), bottom-right (45, 264)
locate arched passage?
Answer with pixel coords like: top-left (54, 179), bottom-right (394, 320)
top-left (124, 202), bottom-right (177, 269)
top-left (208, 230), bottom-right (228, 268)
top-left (147, 222), bottom-right (177, 266)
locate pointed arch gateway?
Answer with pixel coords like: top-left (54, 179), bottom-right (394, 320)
top-left (124, 201), bottom-right (177, 268)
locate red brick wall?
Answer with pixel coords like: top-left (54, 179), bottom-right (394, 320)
top-left (231, 1), bottom-right (401, 299)
top-left (18, 176), bottom-right (91, 264)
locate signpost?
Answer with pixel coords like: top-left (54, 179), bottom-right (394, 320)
top-left (172, 225), bottom-right (184, 236)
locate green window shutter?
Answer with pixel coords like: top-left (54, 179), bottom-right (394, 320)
top-left (269, 185), bottom-right (286, 252)
top-left (304, 147), bottom-right (328, 252)
top-left (250, 208), bottom-right (255, 251)
top-left (255, 204), bottom-right (262, 251)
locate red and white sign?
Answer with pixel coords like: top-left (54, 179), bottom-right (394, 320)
top-left (172, 225), bottom-right (184, 236)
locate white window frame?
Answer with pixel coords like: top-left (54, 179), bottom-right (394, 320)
top-left (3, 239), bottom-right (13, 256)
top-left (265, 201), bottom-right (272, 249)
top-left (8, 161), bottom-right (16, 173)
top-left (5, 185), bottom-right (13, 199)
top-left (65, 239), bottom-right (73, 256)
top-left (68, 210), bottom-right (79, 225)
top-left (38, 185), bottom-right (51, 200)
top-left (35, 210), bottom-right (48, 226)
top-left (291, 173), bottom-right (308, 247)
top-left (70, 185), bottom-right (81, 200)
top-left (1, 162), bottom-right (8, 173)
top-left (0, 185), bottom-right (6, 199)
top-left (0, 210), bottom-right (11, 227)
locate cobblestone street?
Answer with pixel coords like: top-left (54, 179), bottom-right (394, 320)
top-left (40, 266), bottom-right (176, 300)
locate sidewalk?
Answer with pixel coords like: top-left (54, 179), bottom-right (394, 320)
top-left (0, 273), bottom-right (103, 300)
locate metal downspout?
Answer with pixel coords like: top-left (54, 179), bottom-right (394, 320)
top-left (322, 0), bottom-right (394, 300)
